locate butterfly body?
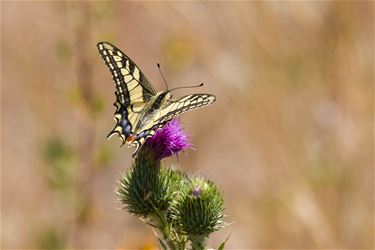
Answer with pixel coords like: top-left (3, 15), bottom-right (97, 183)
top-left (126, 91), bottom-right (171, 137)
top-left (97, 42), bottom-right (216, 155)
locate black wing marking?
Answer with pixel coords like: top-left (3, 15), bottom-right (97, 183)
top-left (106, 97), bottom-right (144, 144)
top-left (106, 97), bottom-right (162, 153)
top-left (132, 94), bottom-right (216, 152)
top-left (107, 93), bottom-right (215, 156)
top-left (156, 94), bottom-right (216, 124)
top-left (98, 42), bottom-right (216, 157)
top-left (126, 93), bottom-right (216, 155)
top-left (130, 122), bottom-right (168, 157)
top-left (97, 42), bottom-right (156, 105)
top-left (98, 42), bottom-right (158, 147)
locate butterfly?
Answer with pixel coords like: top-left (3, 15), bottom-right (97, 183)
top-left (97, 42), bottom-right (216, 155)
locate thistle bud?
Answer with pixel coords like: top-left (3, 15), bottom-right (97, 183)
top-left (116, 152), bottom-right (185, 217)
top-left (170, 177), bottom-right (225, 237)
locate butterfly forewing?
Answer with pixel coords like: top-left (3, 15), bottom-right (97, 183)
top-left (156, 94), bottom-right (216, 123)
top-left (97, 42), bottom-right (156, 105)
top-left (97, 41), bottom-right (216, 156)
top-left (97, 42), bottom-right (157, 146)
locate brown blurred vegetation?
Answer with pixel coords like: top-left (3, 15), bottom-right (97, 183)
top-left (1, 1), bottom-right (373, 249)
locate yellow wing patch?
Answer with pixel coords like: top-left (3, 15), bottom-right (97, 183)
top-left (97, 42), bottom-right (156, 105)
top-left (98, 41), bottom-right (216, 156)
top-left (156, 94), bottom-right (216, 123)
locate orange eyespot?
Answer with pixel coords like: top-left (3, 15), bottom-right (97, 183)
top-left (126, 134), bottom-right (136, 143)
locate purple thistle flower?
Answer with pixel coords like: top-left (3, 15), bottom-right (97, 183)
top-left (192, 185), bottom-right (201, 197)
top-left (143, 119), bottom-right (191, 160)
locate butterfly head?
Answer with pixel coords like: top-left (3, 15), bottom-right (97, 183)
top-left (158, 91), bottom-right (172, 99)
top-left (164, 91), bottom-right (172, 99)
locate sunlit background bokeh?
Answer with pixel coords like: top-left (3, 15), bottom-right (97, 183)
top-left (1, 1), bottom-right (373, 249)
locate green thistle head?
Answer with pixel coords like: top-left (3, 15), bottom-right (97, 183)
top-left (170, 176), bottom-right (225, 236)
top-left (116, 149), bottom-right (185, 217)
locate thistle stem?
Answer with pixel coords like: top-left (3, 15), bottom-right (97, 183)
top-left (189, 235), bottom-right (207, 250)
top-left (150, 213), bottom-right (181, 250)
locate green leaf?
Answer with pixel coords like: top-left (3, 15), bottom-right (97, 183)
top-left (218, 233), bottom-right (231, 250)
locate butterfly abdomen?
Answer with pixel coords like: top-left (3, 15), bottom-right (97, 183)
top-left (98, 41), bottom-right (216, 156)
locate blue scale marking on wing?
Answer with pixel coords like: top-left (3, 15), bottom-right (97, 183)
top-left (97, 42), bottom-right (158, 145)
top-left (98, 41), bottom-right (217, 156)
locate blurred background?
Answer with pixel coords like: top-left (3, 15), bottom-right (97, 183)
top-left (1, 1), bottom-right (373, 249)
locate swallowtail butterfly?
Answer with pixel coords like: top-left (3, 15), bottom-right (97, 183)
top-left (97, 42), bottom-right (216, 155)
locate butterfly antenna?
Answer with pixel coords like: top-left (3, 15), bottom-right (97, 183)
top-left (170, 83), bottom-right (204, 92)
top-left (157, 63), bottom-right (169, 91)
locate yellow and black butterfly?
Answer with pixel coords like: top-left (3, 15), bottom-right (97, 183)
top-left (97, 42), bottom-right (216, 155)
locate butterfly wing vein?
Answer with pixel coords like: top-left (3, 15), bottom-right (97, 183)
top-left (97, 42), bottom-right (216, 155)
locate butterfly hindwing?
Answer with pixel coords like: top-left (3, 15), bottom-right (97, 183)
top-left (97, 42), bottom-right (157, 145)
top-left (130, 122), bottom-right (168, 156)
top-left (107, 98), bottom-right (144, 144)
top-left (97, 41), bottom-right (217, 156)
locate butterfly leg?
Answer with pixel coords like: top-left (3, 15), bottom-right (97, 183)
top-left (131, 143), bottom-right (141, 158)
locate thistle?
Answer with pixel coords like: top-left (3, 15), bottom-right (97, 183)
top-left (116, 119), bottom-right (227, 249)
top-left (143, 119), bottom-right (191, 160)
top-left (117, 155), bottom-right (184, 217)
top-left (170, 177), bottom-right (225, 250)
